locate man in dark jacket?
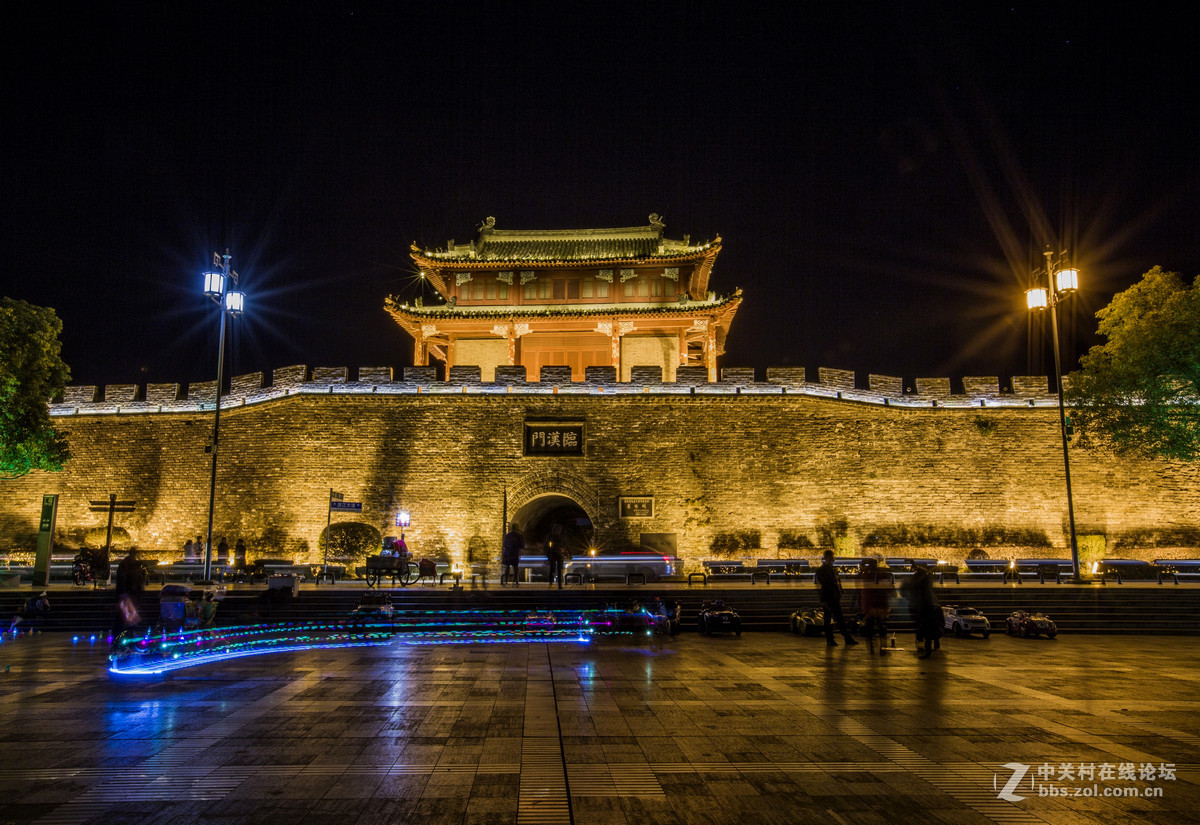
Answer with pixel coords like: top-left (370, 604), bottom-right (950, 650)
top-left (815, 550), bottom-right (858, 647)
top-left (501, 523), bottom-right (524, 586)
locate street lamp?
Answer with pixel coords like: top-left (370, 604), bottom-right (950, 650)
top-left (201, 251), bottom-right (245, 581)
top-left (1026, 246), bottom-right (1081, 580)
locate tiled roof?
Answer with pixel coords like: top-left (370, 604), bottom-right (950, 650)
top-left (385, 293), bottom-right (740, 321)
top-left (419, 217), bottom-right (714, 263)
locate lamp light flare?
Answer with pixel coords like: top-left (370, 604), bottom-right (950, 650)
top-left (203, 271), bottom-right (224, 296)
top-left (225, 291), bottom-right (245, 315)
top-left (1055, 268), bottom-right (1079, 293)
top-left (1026, 287), bottom-right (1048, 310)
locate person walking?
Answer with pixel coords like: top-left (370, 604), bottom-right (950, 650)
top-left (815, 549), bottom-right (858, 647)
top-left (501, 523), bottom-right (524, 586)
top-left (113, 548), bottom-right (147, 638)
top-left (859, 559), bottom-right (892, 654)
top-left (902, 564), bottom-right (942, 658)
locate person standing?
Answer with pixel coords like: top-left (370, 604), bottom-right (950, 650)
top-left (216, 537), bottom-right (230, 566)
top-left (545, 524), bottom-right (566, 589)
top-left (815, 550), bottom-right (858, 647)
top-left (183, 538), bottom-right (195, 562)
top-left (902, 564), bottom-right (942, 658)
top-left (501, 523), bottom-right (524, 586)
top-left (234, 538), bottom-right (247, 568)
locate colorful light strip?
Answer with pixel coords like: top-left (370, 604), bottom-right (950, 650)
top-left (108, 606), bottom-right (672, 677)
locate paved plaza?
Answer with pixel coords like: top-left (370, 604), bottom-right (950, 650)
top-left (1, 628), bottom-right (1197, 825)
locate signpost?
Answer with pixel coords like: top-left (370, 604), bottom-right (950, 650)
top-left (88, 494), bottom-right (136, 587)
top-left (324, 489), bottom-right (362, 582)
top-left (32, 495), bottom-right (59, 587)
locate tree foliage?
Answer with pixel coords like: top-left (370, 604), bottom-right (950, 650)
top-left (1067, 267), bottom-right (1200, 461)
top-left (0, 298), bottom-right (72, 478)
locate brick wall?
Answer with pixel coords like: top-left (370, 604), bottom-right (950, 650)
top-left (3, 389), bottom-right (1197, 568)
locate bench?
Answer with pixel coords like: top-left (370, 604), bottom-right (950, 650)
top-left (963, 559), bottom-right (1010, 582)
top-left (1154, 559), bottom-right (1200, 585)
top-left (701, 560), bottom-right (752, 582)
top-left (1098, 559), bottom-right (1159, 584)
top-left (1015, 559), bottom-right (1074, 584)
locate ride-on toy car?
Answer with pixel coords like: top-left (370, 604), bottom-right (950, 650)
top-left (789, 607), bottom-right (862, 637)
top-left (942, 605), bottom-right (991, 637)
top-left (1005, 610), bottom-right (1057, 638)
top-left (697, 600), bottom-right (741, 636)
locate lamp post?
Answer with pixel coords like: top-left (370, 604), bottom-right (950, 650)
top-left (201, 251), bottom-right (245, 581)
top-left (1025, 246), bottom-right (1081, 580)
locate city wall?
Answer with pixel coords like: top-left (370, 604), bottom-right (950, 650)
top-left (1, 364), bottom-right (1197, 568)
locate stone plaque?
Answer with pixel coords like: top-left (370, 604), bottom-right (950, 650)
top-left (619, 496), bottom-right (654, 519)
top-left (524, 421), bottom-right (585, 456)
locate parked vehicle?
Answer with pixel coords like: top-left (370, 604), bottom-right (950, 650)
top-left (1005, 610), bottom-right (1057, 638)
top-left (697, 600), bottom-right (741, 636)
top-left (515, 549), bottom-right (679, 583)
top-left (942, 605), bottom-right (991, 638)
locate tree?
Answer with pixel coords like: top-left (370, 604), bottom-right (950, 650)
top-left (0, 298), bottom-right (72, 477)
top-left (1067, 267), bottom-right (1200, 461)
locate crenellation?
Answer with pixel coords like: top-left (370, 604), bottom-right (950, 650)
top-left (583, 366), bottom-right (616, 385)
top-left (494, 365), bottom-right (528, 384)
top-left (273, 365), bottom-right (309, 388)
top-left (818, 367), bottom-right (856, 390)
top-left (104, 384), bottom-right (139, 403)
top-left (915, 377), bottom-right (951, 397)
top-left (720, 367), bottom-right (755, 384)
top-left (765, 367), bottom-right (806, 386)
top-left (1012, 376), bottom-right (1050, 397)
top-left (310, 367), bottom-right (348, 383)
top-left (356, 367), bottom-right (393, 383)
top-left (62, 386), bottom-right (98, 405)
top-left (962, 376), bottom-right (1000, 397)
top-left (229, 372), bottom-right (265, 397)
top-left (868, 374), bottom-right (903, 395)
top-left (448, 365), bottom-right (483, 384)
top-left (403, 365), bottom-right (438, 383)
top-left (628, 365), bottom-right (663, 384)
top-left (189, 380), bottom-right (217, 402)
top-left (674, 366), bottom-right (709, 385)
top-left (146, 383), bottom-right (181, 404)
top-left (539, 365), bottom-right (575, 384)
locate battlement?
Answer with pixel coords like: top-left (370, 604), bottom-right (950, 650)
top-left (50, 365), bottom-right (1063, 416)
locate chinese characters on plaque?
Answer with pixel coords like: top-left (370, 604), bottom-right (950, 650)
top-left (618, 496), bottom-right (654, 519)
top-left (524, 422), bottom-right (585, 456)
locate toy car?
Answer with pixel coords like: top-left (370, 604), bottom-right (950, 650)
top-left (697, 600), bottom-right (741, 636)
top-left (942, 605), bottom-right (991, 638)
top-left (649, 597), bottom-right (682, 635)
top-left (789, 607), bottom-right (862, 637)
top-left (353, 592), bottom-right (394, 621)
top-left (1005, 610), bottom-right (1057, 638)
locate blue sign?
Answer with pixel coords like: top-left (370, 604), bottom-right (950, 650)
top-left (330, 501), bottom-right (363, 513)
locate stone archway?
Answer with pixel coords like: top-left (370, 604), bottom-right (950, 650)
top-left (506, 471), bottom-right (599, 528)
top-left (507, 471), bottom-right (600, 556)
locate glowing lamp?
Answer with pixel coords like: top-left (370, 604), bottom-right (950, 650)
top-left (225, 291), bottom-right (245, 316)
top-left (203, 271), bottom-right (224, 297)
top-left (1055, 267), bottom-right (1079, 293)
top-left (1025, 287), bottom-right (1048, 310)
top-left (397, 510), bottom-right (411, 528)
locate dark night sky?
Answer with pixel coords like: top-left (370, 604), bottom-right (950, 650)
top-left (4, 2), bottom-right (1198, 389)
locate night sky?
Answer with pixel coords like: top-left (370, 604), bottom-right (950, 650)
top-left (5, 2), bottom-right (1198, 389)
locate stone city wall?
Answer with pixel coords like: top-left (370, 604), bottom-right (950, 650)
top-left (2, 365), bottom-right (1197, 569)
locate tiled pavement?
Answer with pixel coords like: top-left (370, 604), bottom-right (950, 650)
top-left (1, 630), bottom-right (1198, 824)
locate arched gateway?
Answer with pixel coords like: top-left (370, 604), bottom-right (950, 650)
top-left (506, 472), bottom-right (600, 554)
